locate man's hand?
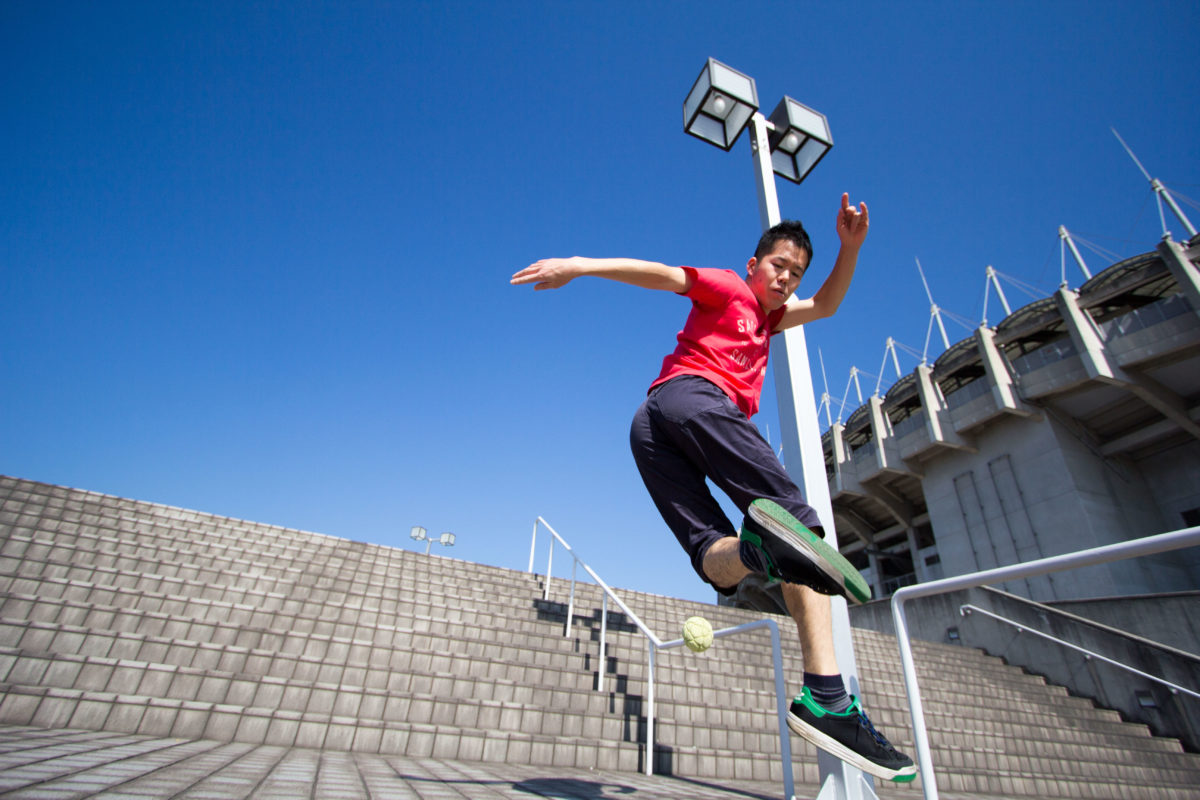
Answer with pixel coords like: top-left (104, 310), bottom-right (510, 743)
top-left (836, 192), bottom-right (869, 249)
top-left (511, 258), bottom-right (580, 291)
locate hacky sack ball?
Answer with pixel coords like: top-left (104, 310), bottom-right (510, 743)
top-left (682, 615), bottom-right (714, 653)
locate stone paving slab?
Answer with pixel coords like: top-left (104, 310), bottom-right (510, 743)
top-left (0, 725), bottom-right (1027, 800)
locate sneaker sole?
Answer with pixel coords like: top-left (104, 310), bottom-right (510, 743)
top-left (786, 710), bottom-right (918, 783)
top-left (747, 499), bottom-right (871, 605)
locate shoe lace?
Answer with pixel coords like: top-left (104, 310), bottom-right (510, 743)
top-left (855, 708), bottom-right (899, 755)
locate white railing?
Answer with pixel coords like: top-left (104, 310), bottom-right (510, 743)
top-left (528, 516), bottom-right (799, 800)
top-left (891, 525), bottom-right (1200, 800)
top-left (958, 603), bottom-right (1200, 700)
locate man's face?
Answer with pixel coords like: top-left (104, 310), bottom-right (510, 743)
top-left (746, 240), bottom-right (809, 311)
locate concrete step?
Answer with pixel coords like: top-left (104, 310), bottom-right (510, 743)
top-left (5, 475), bottom-right (1200, 798)
top-left (0, 602), bottom-right (1134, 752)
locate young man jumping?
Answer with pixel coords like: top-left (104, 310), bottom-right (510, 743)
top-left (511, 193), bottom-right (916, 782)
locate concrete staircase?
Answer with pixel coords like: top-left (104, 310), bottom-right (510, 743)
top-left (1, 475), bottom-right (1197, 799)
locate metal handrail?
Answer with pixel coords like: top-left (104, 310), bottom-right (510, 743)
top-left (958, 603), bottom-right (1200, 700)
top-left (891, 524), bottom-right (1200, 800)
top-left (528, 516), bottom-right (797, 800)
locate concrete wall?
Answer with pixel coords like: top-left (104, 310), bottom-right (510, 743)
top-left (1137, 439), bottom-right (1200, 582)
top-left (920, 409), bottom-right (1198, 602)
top-left (922, 413), bottom-right (1100, 601)
top-left (851, 588), bottom-right (1200, 751)
top-left (1052, 592), bottom-right (1200, 655)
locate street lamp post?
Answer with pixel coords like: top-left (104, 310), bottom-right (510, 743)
top-left (684, 58), bottom-right (877, 800)
top-left (410, 525), bottom-right (456, 555)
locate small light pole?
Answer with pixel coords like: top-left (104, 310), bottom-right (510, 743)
top-left (683, 58), bottom-right (874, 800)
top-left (410, 526), bottom-right (456, 555)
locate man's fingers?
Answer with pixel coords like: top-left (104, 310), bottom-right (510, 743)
top-left (511, 264), bottom-right (543, 285)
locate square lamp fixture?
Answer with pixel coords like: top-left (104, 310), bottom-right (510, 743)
top-left (767, 96), bottom-right (833, 183)
top-left (410, 526), bottom-right (427, 541)
top-left (683, 58), bottom-right (758, 151)
top-left (439, 532), bottom-right (456, 547)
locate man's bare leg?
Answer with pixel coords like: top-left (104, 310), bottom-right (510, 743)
top-left (702, 537), bottom-right (839, 675)
top-left (702, 534), bottom-right (916, 781)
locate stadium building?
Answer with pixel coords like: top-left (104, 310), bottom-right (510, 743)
top-left (823, 230), bottom-right (1200, 602)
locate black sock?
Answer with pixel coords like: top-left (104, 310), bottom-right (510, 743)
top-left (737, 537), bottom-right (770, 576)
top-left (804, 672), bottom-right (852, 713)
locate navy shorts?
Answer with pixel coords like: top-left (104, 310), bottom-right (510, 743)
top-left (629, 375), bottom-right (824, 595)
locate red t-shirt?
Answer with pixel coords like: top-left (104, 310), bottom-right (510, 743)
top-left (649, 267), bottom-right (786, 418)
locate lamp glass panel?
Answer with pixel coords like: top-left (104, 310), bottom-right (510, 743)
top-left (709, 61), bottom-right (756, 106)
top-left (786, 100), bottom-right (831, 141)
top-left (682, 70), bottom-right (712, 130)
top-left (440, 532), bottom-right (456, 545)
top-left (723, 104), bottom-right (752, 147)
top-left (688, 114), bottom-right (727, 148)
top-left (771, 149), bottom-right (798, 182)
top-left (410, 526), bottom-right (426, 541)
top-left (793, 138), bottom-right (829, 180)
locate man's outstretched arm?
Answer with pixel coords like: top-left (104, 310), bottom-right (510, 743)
top-left (774, 192), bottom-right (869, 332)
top-left (511, 257), bottom-right (693, 294)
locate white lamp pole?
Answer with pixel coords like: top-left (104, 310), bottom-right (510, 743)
top-left (685, 59), bottom-right (876, 800)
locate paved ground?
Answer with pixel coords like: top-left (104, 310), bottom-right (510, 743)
top-left (0, 726), bottom-right (812, 800)
top-left (0, 726), bottom-right (1036, 800)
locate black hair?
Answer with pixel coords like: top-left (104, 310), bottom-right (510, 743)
top-left (754, 219), bottom-right (812, 265)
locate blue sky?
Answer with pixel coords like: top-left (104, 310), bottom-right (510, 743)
top-left (4, 1), bottom-right (1198, 607)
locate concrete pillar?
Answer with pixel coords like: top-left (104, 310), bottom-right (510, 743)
top-left (867, 549), bottom-right (884, 599)
top-left (1056, 286), bottom-right (1200, 440)
top-left (867, 396), bottom-right (891, 471)
top-left (1157, 236), bottom-right (1200, 316)
top-left (1055, 286), bottom-right (1115, 381)
top-left (915, 365), bottom-right (970, 448)
top-left (907, 527), bottom-right (928, 582)
top-left (975, 326), bottom-right (1035, 415)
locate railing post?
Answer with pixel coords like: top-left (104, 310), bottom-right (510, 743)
top-left (892, 595), bottom-right (939, 799)
top-left (646, 640), bottom-right (656, 777)
top-left (767, 620), bottom-right (796, 800)
top-left (566, 560), bottom-right (577, 637)
top-left (528, 518), bottom-right (539, 573)
top-left (598, 593), bottom-right (608, 693)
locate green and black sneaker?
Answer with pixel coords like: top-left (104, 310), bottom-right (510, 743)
top-left (738, 498), bottom-right (871, 605)
top-left (788, 686), bottom-right (918, 783)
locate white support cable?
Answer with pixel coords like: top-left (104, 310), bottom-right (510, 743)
top-left (1058, 226), bottom-right (1092, 283)
top-left (1067, 232), bottom-right (1122, 264)
top-left (873, 338), bottom-right (905, 397)
top-left (921, 313), bottom-right (936, 365)
top-left (851, 366), bottom-right (868, 405)
top-left (939, 306), bottom-right (978, 334)
top-left (1155, 180), bottom-right (1198, 238)
top-left (838, 373), bottom-right (854, 424)
top-left (1155, 185), bottom-right (1170, 239)
top-left (984, 265), bottom-right (1012, 324)
top-left (916, 257), bottom-right (955, 354)
top-left (1112, 128), bottom-right (1198, 239)
top-left (892, 339), bottom-right (924, 361)
top-left (1169, 186), bottom-right (1200, 213)
top-left (990, 267), bottom-right (1046, 300)
top-left (818, 348), bottom-right (834, 429)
